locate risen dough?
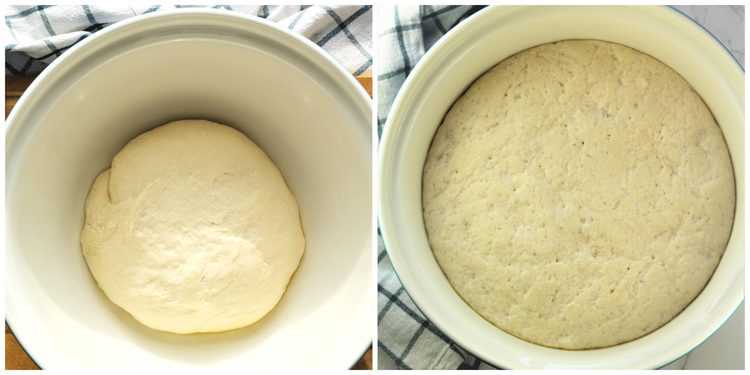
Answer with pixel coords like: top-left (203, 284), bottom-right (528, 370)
top-left (81, 120), bottom-right (305, 334)
top-left (423, 40), bottom-right (735, 349)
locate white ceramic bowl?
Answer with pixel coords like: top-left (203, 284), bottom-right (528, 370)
top-left (379, 6), bottom-right (743, 369)
top-left (6, 9), bottom-right (372, 369)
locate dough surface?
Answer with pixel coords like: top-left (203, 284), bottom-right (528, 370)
top-left (81, 120), bottom-right (305, 334)
top-left (422, 40), bottom-right (735, 349)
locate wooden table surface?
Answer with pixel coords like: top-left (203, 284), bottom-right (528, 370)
top-left (5, 72), bottom-right (373, 370)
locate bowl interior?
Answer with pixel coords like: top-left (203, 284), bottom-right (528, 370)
top-left (380, 6), bottom-right (743, 369)
top-left (7, 12), bottom-right (372, 368)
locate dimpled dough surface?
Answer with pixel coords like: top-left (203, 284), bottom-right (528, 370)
top-left (81, 120), bottom-right (305, 334)
top-left (422, 40), bottom-right (735, 349)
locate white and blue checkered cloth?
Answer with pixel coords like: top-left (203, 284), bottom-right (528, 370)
top-left (4, 5), bottom-right (371, 76)
top-left (377, 6), bottom-right (493, 370)
top-left (377, 5), bottom-right (744, 370)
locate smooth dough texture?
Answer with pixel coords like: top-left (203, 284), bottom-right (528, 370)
top-left (81, 120), bottom-right (305, 334)
top-left (423, 40), bottom-right (735, 349)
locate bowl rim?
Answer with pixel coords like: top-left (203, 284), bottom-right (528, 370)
top-left (379, 5), bottom-right (744, 369)
top-left (5, 8), bottom-right (371, 144)
top-left (6, 8), bottom-right (372, 369)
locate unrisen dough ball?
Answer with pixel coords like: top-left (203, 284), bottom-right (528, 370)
top-left (81, 120), bottom-right (305, 334)
top-left (423, 40), bottom-right (735, 349)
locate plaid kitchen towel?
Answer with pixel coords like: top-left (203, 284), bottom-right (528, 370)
top-left (376, 5), bottom-right (484, 133)
top-left (377, 7), bottom-right (492, 369)
top-left (377, 5), bottom-right (744, 370)
top-left (4, 5), bottom-right (371, 75)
